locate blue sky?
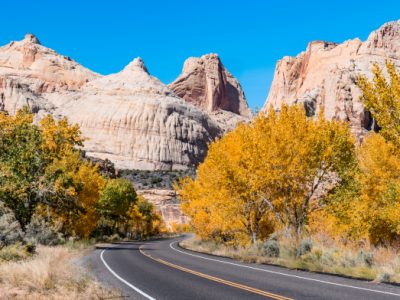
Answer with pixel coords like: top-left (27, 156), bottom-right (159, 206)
top-left (1, 1), bottom-right (400, 110)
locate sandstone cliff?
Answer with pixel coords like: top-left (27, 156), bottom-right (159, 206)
top-left (263, 21), bottom-right (400, 137)
top-left (56, 58), bottom-right (221, 170)
top-left (170, 54), bottom-right (253, 131)
top-left (0, 33), bottom-right (98, 115)
top-left (137, 189), bottom-right (189, 229)
top-left (0, 34), bottom-right (222, 170)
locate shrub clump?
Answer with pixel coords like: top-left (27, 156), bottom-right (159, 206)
top-left (0, 242), bottom-right (35, 262)
top-left (25, 215), bottom-right (65, 246)
top-left (357, 250), bottom-right (374, 267)
top-left (297, 238), bottom-right (313, 257)
top-left (379, 272), bottom-right (391, 283)
top-left (0, 205), bottom-right (24, 247)
top-left (263, 239), bottom-right (280, 258)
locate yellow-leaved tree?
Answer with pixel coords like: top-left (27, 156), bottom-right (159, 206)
top-left (344, 61), bottom-right (400, 246)
top-left (41, 149), bottom-right (105, 238)
top-left (356, 134), bottom-right (400, 245)
top-left (128, 195), bottom-right (164, 239)
top-left (176, 105), bottom-right (355, 244)
top-left (319, 61), bottom-right (400, 246)
top-left (357, 61), bottom-right (400, 146)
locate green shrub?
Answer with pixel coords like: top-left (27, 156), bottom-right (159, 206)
top-left (357, 250), bottom-right (374, 267)
top-left (297, 238), bottom-right (313, 257)
top-left (0, 205), bottom-right (24, 247)
top-left (24, 241), bottom-right (36, 254)
top-left (379, 272), bottom-right (391, 282)
top-left (263, 240), bottom-right (280, 257)
top-left (25, 215), bottom-right (65, 246)
top-left (151, 177), bottom-right (162, 184)
top-left (0, 243), bottom-right (34, 262)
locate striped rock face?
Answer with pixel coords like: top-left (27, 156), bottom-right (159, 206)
top-left (0, 34), bottom-right (99, 115)
top-left (169, 53), bottom-right (253, 132)
top-left (0, 34), bottom-right (223, 170)
top-left (54, 57), bottom-right (221, 170)
top-left (263, 21), bottom-right (400, 139)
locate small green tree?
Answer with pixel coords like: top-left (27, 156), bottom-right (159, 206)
top-left (98, 178), bottom-right (138, 228)
top-left (0, 108), bottom-right (102, 237)
top-left (0, 109), bottom-right (45, 230)
top-left (128, 196), bottom-right (162, 238)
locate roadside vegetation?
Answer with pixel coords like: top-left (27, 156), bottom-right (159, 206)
top-left (120, 169), bottom-right (195, 190)
top-left (0, 243), bottom-right (120, 299)
top-left (175, 61), bottom-right (400, 283)
top-left (0, 109), bottom-right (169, 297)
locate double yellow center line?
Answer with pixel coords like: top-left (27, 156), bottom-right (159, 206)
top-left (139, 245), bottom-right (293, 300)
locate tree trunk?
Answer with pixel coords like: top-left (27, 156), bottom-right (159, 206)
top-left (251, 212), bottom-right (260, 244)
top-left (246, 209), bottom-right (254, 244)
top-left (252, 232), bottom-right (257, 244)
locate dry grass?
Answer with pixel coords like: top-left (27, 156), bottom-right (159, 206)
top-left (181, 236), bottom-right (400, 284)
top-left (0, 245), bottom-right (120, 299)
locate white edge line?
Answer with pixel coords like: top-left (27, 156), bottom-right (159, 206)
top-left (170, 241), bottom-right (400, 297)
top-left (100, 247), bottom-right (156, 300)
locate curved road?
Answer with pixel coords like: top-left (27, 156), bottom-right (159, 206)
top-left (90, 236), bottom-right (400, 299)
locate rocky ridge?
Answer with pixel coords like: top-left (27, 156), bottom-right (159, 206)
top-left (54, 57), bottom-right (221, 170)
top-left (0, 33), bottom-right (98, 115)
top-left (0, 34), bottom-right (253, 170)
top-left (137, 189), bottom-right (189, 229)
top-left (170, 54), bottom-right (253, 131)
top-left (262, 21), bottom-right (400, 137)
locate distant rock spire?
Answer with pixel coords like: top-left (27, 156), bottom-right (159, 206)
top-left (124, 57), bottom-right (149, 74)
top-left (24, 33), bottom-right (41, 45)
top-left (169, 53), bottom-right (252, 118)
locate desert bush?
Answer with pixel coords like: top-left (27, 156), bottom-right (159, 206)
top-left (25, 215), bottom-right (65, 246)
top-left (379, 272), bottom-right (391, 283)
top-left (151, 177), bottom-right (162, 184)
top-left (0, 245), bottom-right (119, 299)
top-left (181, 235), bottom-right (400, 283)
top-left (0, 243), bottom-right (34, 262)
top-left (0, 209), bottom-right (24, 247)
top-left (357, 250), bottom-right (374, 267)
top-left (263, 240), bottom-right (280, 258)
top-left (297, 238), bottom-right (313, 257)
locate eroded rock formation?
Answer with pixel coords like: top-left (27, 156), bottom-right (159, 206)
top-left (137, 189), bottom-right (189, 229)
top-left (0, 34), bottom-right (222, 170)
top-left (170, 54), bottom-right (253, 131)
top-left (0, 33), bottom-right (98, 115)
top-left (56, 58), bottom-right (221, 170)
top-left (263, 21), bottom-right (400, 138)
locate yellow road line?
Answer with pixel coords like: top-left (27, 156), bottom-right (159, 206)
top-left (139, 245), bottom-right (293, 300)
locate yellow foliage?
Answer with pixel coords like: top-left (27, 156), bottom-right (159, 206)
top-left (176, 105), bottom-right (355, 244)
top-left (40, 115), bottom-right (83, 157)
top-left (357, 60), bottom-right (400, 147)
top-left (170, 222), bottom-right (191, 233)
top-left (0, 108), bottom-right (33, 129)
top-left (128, 196), bottom-right (165, 238)
top-left (38, 114), bottom-right (104, 238)
top-left (44, 150), bottom-right (105, 238)
top-left (355, 134), bottom-right (400, 245)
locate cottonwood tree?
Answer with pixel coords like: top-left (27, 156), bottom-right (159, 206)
top-left (0, 109), bottom-right (44, 230)
top-left (356, 134), bottom-right (400, 245)
top-left (128, 196), bottom-right (164, 238)
top-left (342, 61), bottom-right (400, 246)
top-left (98, 178), bottom-right (137, 230)
top-left (0, 108), bottom-right (103, 237)
top-left (357, 60), bottom-right (400, 146)
top-left (176, 105), bottom-right (355, 244)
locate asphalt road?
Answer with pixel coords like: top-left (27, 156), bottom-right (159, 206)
top-left (89, 236), bottom-right (400, 299)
